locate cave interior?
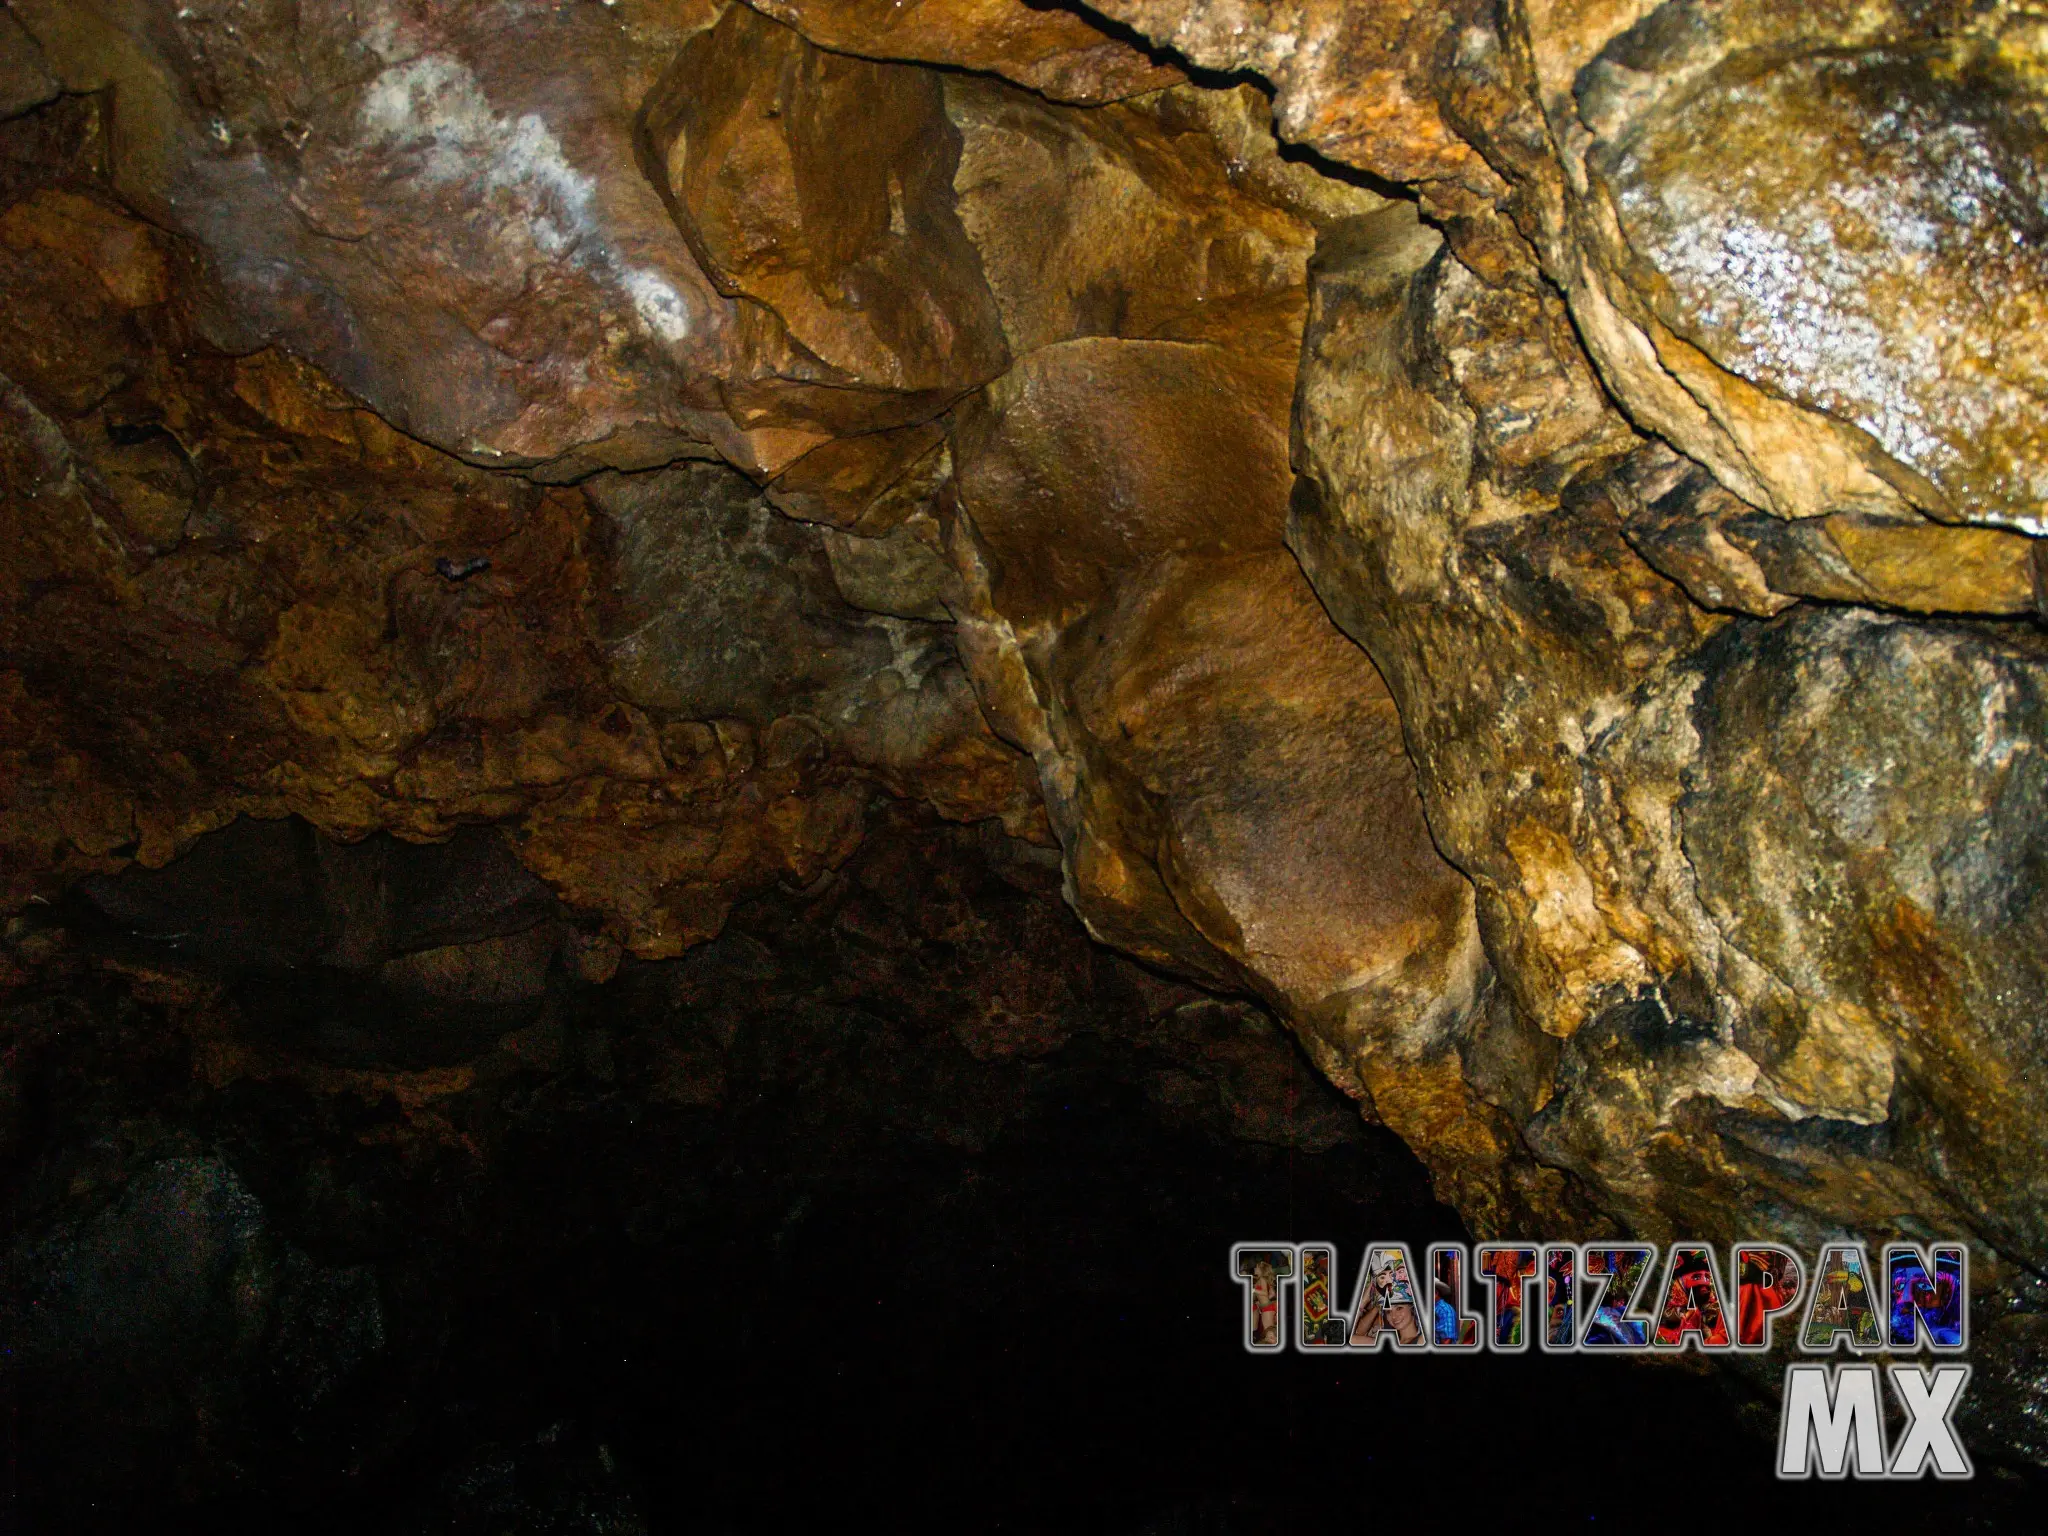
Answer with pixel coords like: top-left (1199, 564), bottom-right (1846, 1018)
top-left (5, 0), bottom-right (2048, 1527)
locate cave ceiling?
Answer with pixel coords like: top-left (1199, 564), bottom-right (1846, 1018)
top-left (6, 0), bottom-right (2048, 1467)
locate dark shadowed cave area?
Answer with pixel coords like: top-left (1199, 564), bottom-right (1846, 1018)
top-left (2, 812), bottom-right (2040, 1530)
top-left (9, 0), bottom-right (2048, 1526)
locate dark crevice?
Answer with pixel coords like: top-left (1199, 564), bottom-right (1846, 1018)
top-left (1028, 0), bottom-right (1261, 92)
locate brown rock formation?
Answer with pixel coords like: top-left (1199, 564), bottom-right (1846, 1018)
top-left (0, 176), bottom-right (1036, 953)
top-left (8, 0), bottom-right (2048, 1469)
top-left (646, 4), bottom-right (1010, 406)
top-left (750, 0), bottom-right (1182, 103)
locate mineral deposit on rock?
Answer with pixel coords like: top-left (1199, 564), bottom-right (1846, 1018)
top-left (7, 0), bottom-right (2048, 1479)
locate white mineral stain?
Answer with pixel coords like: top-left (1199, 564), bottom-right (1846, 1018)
top-left (1613, 53), bottom-right (2048, 527)
top-left (622, 268), bottom-right (694, 343)
top-left (356, 49), bottom-right (694, 346)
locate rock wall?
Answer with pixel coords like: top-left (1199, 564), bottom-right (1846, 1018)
top-left (6, 0), bottom-right (2048, 1462)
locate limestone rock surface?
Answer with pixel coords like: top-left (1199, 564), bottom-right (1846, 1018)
top-left (749, 0), bottom-right (1182, 103)
top-left (647, 4), bottom-right (1010, 406)
top-left (1238, 0), bottom-right (2048, 1445)
top-left (9, 0), bottom-right (2048, 1471)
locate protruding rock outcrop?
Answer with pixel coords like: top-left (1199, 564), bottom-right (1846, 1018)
top-left (8, 0), bottom-right (2048, 1469)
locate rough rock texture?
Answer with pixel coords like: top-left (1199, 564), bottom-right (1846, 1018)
top-left (646, 4), bottom-right (1010, 405)
top-left (12, 0), bottom-right (746, 472)
top-left (1266, 0), bottom-right (2048, 1449)
top-left (0, 206), bottom-right (1037, 953)
top-left (748, 0), bottom-right (1183, 103)
top-left (930, 77), bottom-right (1548, 1225)
top-left (1085, 0), bottom-right (1488, 183)
top-left (9, 0), bottom-right (2048, 1474)
top-left (1582, 8), bottom-right (2048, 530)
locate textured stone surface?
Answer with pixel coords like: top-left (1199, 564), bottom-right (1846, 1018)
top-left (11, 0), bottom-right (752, 472)
top-left (0, 175), bottom-right (1033, 955)
top-left (942, 148), bottom-right (1517, 1221)
top-left (953, 337), bottom-right (1296, 624)
top-left (0, 11), bottom-right (58, 119)
top-left (648, 4), bottom-right (1009, 405)
top-left (1582, 6), bottom-right (2048, 530)
top-left (1039, 549), bottom-right (1532, 1224)
top-left (947, 77), bottom-right (1337, 360)
top-left (3, 1156), bottom-right (383, 1417)
top-left (750, 0), bottom-right (1182, 103)
top-left (1683, 610), bottom-right (2048, 1256)
top-left (1258, 0), bottom-right (2048, 1447)
top-left (1085, 0), bottom-right (1484, 184)
top-left (10, 0), bottom-right (2048, 1474)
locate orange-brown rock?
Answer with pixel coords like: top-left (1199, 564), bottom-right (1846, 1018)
top-left (1288, 95), bottom-right (2048, 1302)
top-left (750, 0), bottom-right (1182, 103)
top-left (1047, 551), bottom-right (1541, 1220)
top-left (0, 171), bottom-right (1035, 949)
top-left (953, 338), bottom-right (1297, 627)
top-left (1626, 483), bottom-right (2046, 620)
top-left (10, 0), bottom-right (985, 473)
top-left (649, 4), bottom-right (1010, 403)
top-left (931, 91), bottom-right (1516, 1216)
top-left (10, 0), bottom-right (770, 471)
top-left (947, 78), bottom-right (1335, 360)
top-left (14, 0), bottom-right (2048, 1467)
top-left (1086, 0), bottom-right (1485, 184)
top-left (767, 422), bottom-right (949, 534)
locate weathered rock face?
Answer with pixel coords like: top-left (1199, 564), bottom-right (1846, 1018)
top-left (746, 0), bottom-right (1181, 104)
top-left (0, 194), bottom-right (1036, 953)
top-left (8, 0), bottom-right (2048, 1474)
top-left (1086, 0), bottom-right (1487, 183)
top-left (646, 3), bottom-right (1010, 406)
top-left (1681, 611), bottom-right (2048, 1246)
top-left (1579, 6), bottom-right (2048, 531)
top-left (1272, 0), bottom-right (2048, 1448)
top-left (12, 0), bottom-right (746, 471)
top-left (928, 74), bottom-right (1539, 1224)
